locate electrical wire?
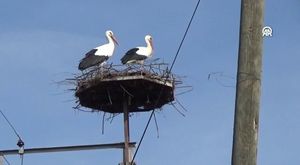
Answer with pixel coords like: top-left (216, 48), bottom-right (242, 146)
top-left (0, 109), bottom-right (25, 165)
top-left (0, 154), bottom-right (11, 165)
top-left (0, 109), bottom-right (22, 140)
top-left (169, 0), bottom-right (201, 72)
top-left (20, 155), bottom-right (24, 165)
top-left (130, 0), bottom-right (202, 164)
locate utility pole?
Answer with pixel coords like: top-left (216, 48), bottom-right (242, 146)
top-left (0, 155), bottom-right (3, 165)
top-left (232, 0), bottom-right (264, 165)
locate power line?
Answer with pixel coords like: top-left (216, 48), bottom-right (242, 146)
top-left (169, 0), bottom-right (201, 72)
top-left (130, 0), bottom-right (202, 164)
top-left (0, 109), bottom-right (22, 140)
top-left (0, 109), bottom-right (25, 165)
top-left (20, 155), bottom-right (24, 165)
top-left (0, 154), bottom-right (11, 165)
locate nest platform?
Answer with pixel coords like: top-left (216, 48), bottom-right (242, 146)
top-left (74, 64), bottom-right (175, 113)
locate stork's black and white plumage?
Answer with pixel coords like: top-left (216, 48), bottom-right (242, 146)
top-left (78, 30), bottom-right (118, 71)
top-left (121, 35), bottom-right (153, 65)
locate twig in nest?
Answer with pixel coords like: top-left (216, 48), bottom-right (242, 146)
top-left (73, 104), bottom-right (80, 109)
top-left (62, 98), bottom-right (77, 103)
top-left (175, 98), bottom-right (188, 112)
top-left (106, 89), bottom-right (113, 105)
top-left (76, 108), bottom-right (92, 113)
top-left (120, 85), bottom-right (134, 97)
top-left (176, 85), bottom-right (193, 88)
top-left (102, 112), bottom-right (106, 134)
top-left (153, 112), bottom-right (160, 138)
top-left (176, 87), bottom-right (193, 96)
top-left (170, 102), bottom-right (186, 117)
top-left (106, 113), bottom-right (120, 123)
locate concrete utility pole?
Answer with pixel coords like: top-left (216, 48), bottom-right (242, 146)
top-left (232, 0), bottom-right (264, 165)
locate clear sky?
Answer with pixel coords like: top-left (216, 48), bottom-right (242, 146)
top-left (0, 0), bottom-right (299, 165)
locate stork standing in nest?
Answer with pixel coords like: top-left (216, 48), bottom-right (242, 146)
top-left (121, 35), bottom-right (153, 66)
top-left (78, 30), bottom-right (119, 71)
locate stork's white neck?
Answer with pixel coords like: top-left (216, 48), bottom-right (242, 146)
top-left (145, 39), bottom-right (153, 55)
top-left (146, 40), bottom-right (151, 48)
top-left (106, 35), bottom-right (115, 45)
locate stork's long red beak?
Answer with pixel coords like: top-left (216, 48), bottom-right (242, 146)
top-left (112, 35), bottom-right (119, 46)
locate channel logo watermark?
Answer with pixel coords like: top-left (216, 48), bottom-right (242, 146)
top-left (262, 26), bottom-right (273, 37)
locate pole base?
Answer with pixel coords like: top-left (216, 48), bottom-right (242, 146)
top-left (118, 162), bottom-right (136, 165)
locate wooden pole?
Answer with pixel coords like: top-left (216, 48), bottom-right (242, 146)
top-left (123, 97), bottom-right (130, 165)
top-left (232, 0), bottom-right (264, 165)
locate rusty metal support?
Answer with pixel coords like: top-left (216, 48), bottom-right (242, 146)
top-left (123, 97), bottom-right (130, 165)
top-left (0, 142), bottom-right (136, 156)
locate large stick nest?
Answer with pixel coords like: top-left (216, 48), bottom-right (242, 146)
top-left (70, 62), bottom-right (181, 113)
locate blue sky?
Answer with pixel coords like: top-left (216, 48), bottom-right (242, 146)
top-left (0, 0), bottom-right (299, 164)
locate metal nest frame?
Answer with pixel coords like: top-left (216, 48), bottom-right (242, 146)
top-left (70, 61), bottom-right (181, 113)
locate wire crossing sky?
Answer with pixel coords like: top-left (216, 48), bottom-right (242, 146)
top-left (131, 0), bottom-right (202, 163)
top-left (0, 0), bottom-right (299, 165)
top-left (0, 110), bottom-right (22, 140)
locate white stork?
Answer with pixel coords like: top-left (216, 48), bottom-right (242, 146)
top-left (121, 35), bottom-right (153, 65)
top-left (78, 30), bottom-right (118, 71)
